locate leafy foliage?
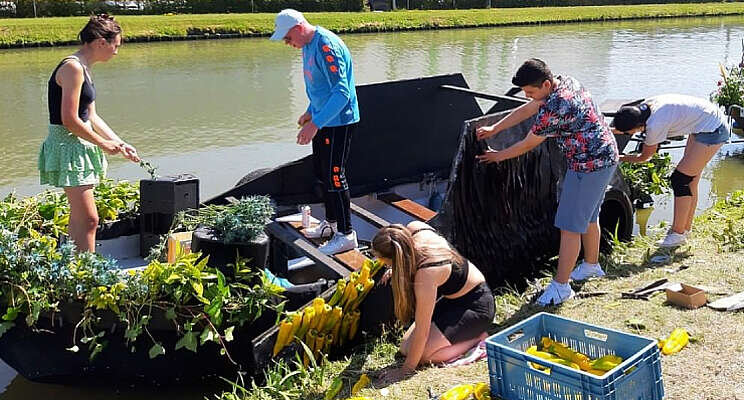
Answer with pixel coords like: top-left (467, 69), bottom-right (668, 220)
top-left (147, 196), bottom-right (275, 262)
top-left (619, 153), bottom-right (673, 201)
top-left (215, 351), bottom-right (327, 400)
top-left (93, 179), bottom-right (140, 222)
top-left (0, 180), bottom-right (139, 239)
top-left (209, 196), bottom-right (276, 244)
top-left (710, 63), bottom-right (744, 111)
top-left (710, 190), bottom-right (744, 252)
top-left (139, 160), bottom-right (159, 180)
top-left (0, 218), bottom-right (284, 365)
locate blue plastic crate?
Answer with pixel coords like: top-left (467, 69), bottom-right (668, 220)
top-left (486, 312), bottom-right (664, 400)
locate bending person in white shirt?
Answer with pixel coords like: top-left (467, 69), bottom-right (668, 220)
top-left (612, 94), bottom-right (730, 247)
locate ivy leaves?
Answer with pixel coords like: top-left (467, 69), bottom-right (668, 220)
top-left (620, 153), bottom-right (673, 200)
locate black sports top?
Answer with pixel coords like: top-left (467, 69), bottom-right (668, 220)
top-left (48, 56), bottom-right (96, 125)
top-left (412, 227), bottom-right (470, 297)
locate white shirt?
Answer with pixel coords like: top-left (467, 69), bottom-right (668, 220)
top-left (644, 94), bottom-right (725, 145)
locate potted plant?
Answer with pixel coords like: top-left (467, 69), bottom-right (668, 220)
top-left (711, 60), bottom-right (744, 137)
top-left (93, 179), bottom-right (140, 240)
top-left (191, 196), bottom-right (275, 275)
top-left (0, 223), bottom-right (285, 383)
top-left (1, 180), bottom-right (138, 244)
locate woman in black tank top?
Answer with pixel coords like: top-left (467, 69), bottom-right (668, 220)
top-left (372, 223), bottom-right (495, 383)
top-left (38, 15), bottom-right (141, 253)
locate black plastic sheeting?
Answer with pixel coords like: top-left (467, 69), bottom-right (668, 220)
top-left (431, 111), bottom-right (633, 289)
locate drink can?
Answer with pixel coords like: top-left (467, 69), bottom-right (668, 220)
top-left (301, 205), bottom-right (311, 228)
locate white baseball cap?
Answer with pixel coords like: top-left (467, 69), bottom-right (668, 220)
top-left (269, 9), bottom-right (306, 41)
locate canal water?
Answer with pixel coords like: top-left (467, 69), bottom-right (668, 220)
top-left (0, 14), bottom-right (743, 398)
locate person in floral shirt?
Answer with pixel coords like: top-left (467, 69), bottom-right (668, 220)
top-left (476, 58), bottom-right (619, 306)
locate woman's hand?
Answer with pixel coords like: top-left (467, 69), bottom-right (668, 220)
top-left (380, 268), bottom-right (392, 285)
top-left (99, 139), bottom-right (123, 155)
top-left (476, 124), bottom-right (498, 140)
top-left (121, 142), bottom-right (140, 162)
top-left (378, 365), bottom-right (415, 385)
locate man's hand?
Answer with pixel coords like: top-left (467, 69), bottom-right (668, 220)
top-left (476, 148), bottom-right (504, 164)
top-left (297, 111), bottom-right (312, 127)
top-left (476, 124), bottom-right (498, 140)
top-left (297, 121), bottom-right (319, 145)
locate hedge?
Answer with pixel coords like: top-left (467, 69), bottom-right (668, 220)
top-left (3, 0), bottom-right (364, 18)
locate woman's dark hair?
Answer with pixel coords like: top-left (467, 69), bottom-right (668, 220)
top-left (79, 14), bottom-right (122, 44)
top-left (512, 58), bottom-right (553, 88)
top-left (612, 103), bottom-right (651, 132)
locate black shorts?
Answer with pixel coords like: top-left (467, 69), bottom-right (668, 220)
top-left (432, 282), bottom-right (494, 344)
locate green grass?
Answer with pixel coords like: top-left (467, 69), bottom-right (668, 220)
top-left (2, 2), bottom-right (744, 48)
top-left (224, 190), bottom-right (744, 400)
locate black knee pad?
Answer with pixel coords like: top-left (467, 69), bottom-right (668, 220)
top-left (670, 170), bottom-right (694, 197)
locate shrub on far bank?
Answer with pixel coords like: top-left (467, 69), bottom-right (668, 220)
top-left (5, 0), bottom-right (364, 18)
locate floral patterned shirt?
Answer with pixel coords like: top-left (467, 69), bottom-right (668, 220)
top-left (529, 76), bottom-right (619, 173)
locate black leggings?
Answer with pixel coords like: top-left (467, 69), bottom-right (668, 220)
top-left (312, 123), bottom-right (356, 234)
top-left (432, 282), bottom-right (494, 344)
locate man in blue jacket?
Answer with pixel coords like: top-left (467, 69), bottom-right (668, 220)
top-left (271, 9), bottom-right (360, 255)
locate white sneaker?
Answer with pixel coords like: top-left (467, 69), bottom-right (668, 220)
top-left (657, 231), bottom-right (686, 248)
top-left (569, 261), bottom-right (606, 281)
top-left (536, 280), bottom-right (575, 306)
top-left (304, 220), bottom-right (336, 239)
top-left (319, 231), bottom-right (358, 255)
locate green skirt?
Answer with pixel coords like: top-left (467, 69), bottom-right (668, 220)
top-left (38, 124), bottom-right (108, 188)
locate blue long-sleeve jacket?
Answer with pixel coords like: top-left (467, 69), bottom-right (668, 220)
top-left (302, 26), bottom-right (360, 129)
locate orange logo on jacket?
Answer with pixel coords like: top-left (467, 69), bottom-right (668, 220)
top-left (322, 45), bottom-right (331, 52)
top-left (326, 55), bottom-right (334, 63)
top-left (329, 65), bottom-right (338, 73)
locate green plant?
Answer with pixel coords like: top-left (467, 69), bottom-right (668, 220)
top-left (139, 160), bottom-right (159, 180)
top-left (210, 197), bottom-right (275, 244)
top-left (710, 63), bottom-right (744, 111)
top-left (0, 213), bottom-right (284, 366)
top-left (619, 153), bottom-right (673, 201)
top-left (710, 190), bottom-right (744, 252)
top-left (93, 179), bottom-right (140, 222)
top-left (216, 344), bottom-right (328, 400)
top-left (0, 180), bottom-right (139, 240)
top-left (0, 191), bottom-right (66, 238)
top-left (145, 198), bottom-right (274, 262)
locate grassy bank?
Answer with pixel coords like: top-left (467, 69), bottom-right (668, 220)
top-left (222, 189), bottom-right (744, 400)
top-left (2, 2), bottom-right (744, 48)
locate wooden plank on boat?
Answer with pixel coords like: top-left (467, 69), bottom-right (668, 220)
top-left (334, 248), bottom-right (369, 271)
top-left (286, 219), bottom-right (369, 271)
top-left (265, 222), bottom-right (349, 279)
top-left (377, 192), bottom-right (437, 222)
top-left (287, 220), bottom-right (328, 245)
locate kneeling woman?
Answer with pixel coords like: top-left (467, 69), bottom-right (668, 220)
top-left (372, 221), bottom-right (494, 381)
